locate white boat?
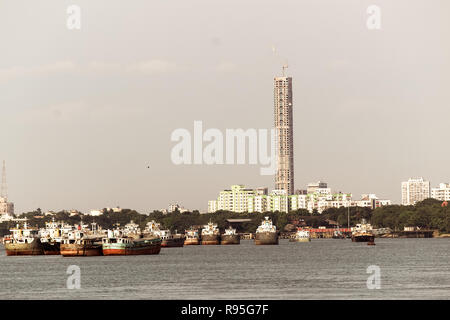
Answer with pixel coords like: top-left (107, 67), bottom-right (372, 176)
top-left (201, 221), bottom-right (220, 244)
top-left (201, 221), bottom-right (219, 236)
top-left (255, 217), bottom-right (278, 245)
top-left (290, 229), bottom-right (311, 242)
top-left (221, 226), bottom-right (240, 245)
top-left (184, 228), bottom-right (200, 245)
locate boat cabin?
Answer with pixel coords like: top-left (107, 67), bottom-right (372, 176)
top-left (102, 237), bottom-right (132, 244)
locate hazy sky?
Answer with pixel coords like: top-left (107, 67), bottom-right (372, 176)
top-left (1, 0), bottom-right (449, 214)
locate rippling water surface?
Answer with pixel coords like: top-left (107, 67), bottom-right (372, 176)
top-left (1, 239), bottom-right (449, 299)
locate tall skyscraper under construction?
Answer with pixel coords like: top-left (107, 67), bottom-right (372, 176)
top-left (274, 67), bottom-right (294, 195)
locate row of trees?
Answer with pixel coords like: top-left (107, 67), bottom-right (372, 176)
top-left (1, 199), bottom-right (449, 236)
top-left (370, 199), bottom-right (450, 232)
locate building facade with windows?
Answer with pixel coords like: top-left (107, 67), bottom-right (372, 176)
top-left (208, 183), bottom-right (390, 214)
top-left (401, 177), bottom-right (431, 205)
top-left (208, 185), bottom-right (261, 213)
top-left (431, 183), bottom-right (450, 201)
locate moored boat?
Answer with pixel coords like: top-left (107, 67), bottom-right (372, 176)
top-left (145, 220), bottom-right (184, 247)
top-left (201, 221), bottom-right (220, 245)
top-left (290, 228), bottom-right (311, 242)
top-left (60, 230), bottom-right (103, 257)
top-left (40, 240), bottom-right (61, 255)
top-left (220, 226), bottom-right (240, 245)
top-left (255, 217), bottom-right (278, 245)
top-left (3, 223), bottom-right (44, 256)
top-left (184, 228), bottom-right (200, 245)
top-left (39, 219), bottom-right (72, 255)
top-left (102, 229), bottom-right (161, 255)
top-left (161, 232), bottom-right (184, 248)
top-left (351, 220), bottom-right (375, 243)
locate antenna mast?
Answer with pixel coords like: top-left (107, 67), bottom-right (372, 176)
top-left (1, 160), bottom-right (7, 199)
top-left (282, 63), bottom-right (288, 77)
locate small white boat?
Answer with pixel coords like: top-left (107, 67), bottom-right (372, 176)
top-left (290, 228), bottom-right (311, 242)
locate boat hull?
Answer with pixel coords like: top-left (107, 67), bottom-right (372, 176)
top-left (184, 238), bottom-right (200, 245)
top-left (5, 240), bottom-right (44, 256)
top-left (220, 234), bottom-right (240, 245)
top-left (289, 238), bottom-right (311, 242)
top-left (201, 234), bottom-right (220, 245)
top-left (42, 241), bottom-right (61, 255)
top-left (102, 239), bottom-right (161, 256)
top-left (60, 244), bottom-right (103, 257)
top-left (352, 234), bottom-right (375, 242)
top-left (255, 232), bottom-right (278, 245)
top-left (161, 237), bottom-right (184, 247)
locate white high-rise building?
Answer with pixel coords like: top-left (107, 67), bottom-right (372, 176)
top-left (431, 183), bottom-right (450, 201)
top-left (274, 71), bottom-right (294, 195)
top-left (401, 177), bottom-right (431, 205)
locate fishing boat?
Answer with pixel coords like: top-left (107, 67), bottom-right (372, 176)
top-left (146, 220), bottom-right (184, 247)
top-left (60, 229), bottom-right (103, 257)
top-left (351, 219), bottom-right (375, 243)
top-left (102, 229), bottom-right (161, 255)
top-left (254, 217), bottom-right (278, 245)
top-left (220, 226), bottom-right (240, 245)
top-left (201, 221), bottom-right (220, 245)
top-left (3, 223), bottom-right (44, 256)
top-left (184, 228), bottom-right (200, 245)
top-left (289, 228), bottom-right (311, 242)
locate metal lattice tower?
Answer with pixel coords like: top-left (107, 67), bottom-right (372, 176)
top-left (1, 160), bottom-right (7, 199)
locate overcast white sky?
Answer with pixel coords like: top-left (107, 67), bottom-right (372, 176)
top-left (1, 0), bottom-right (449, 214)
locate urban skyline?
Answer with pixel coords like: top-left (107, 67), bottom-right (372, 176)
top-left (1, 0), bottom-right (449, 306)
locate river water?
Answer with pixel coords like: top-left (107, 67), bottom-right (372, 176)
top-left (0, 238), bottom-right (449, 299)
